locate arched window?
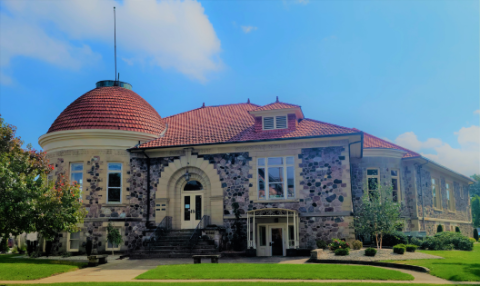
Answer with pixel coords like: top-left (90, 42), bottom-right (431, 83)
top-left (184, 180), bottom-right (203, 191)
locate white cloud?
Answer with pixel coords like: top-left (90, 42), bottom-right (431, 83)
top-left (0, 0), bottom-right (222, 83)
top-left (394, 126), bottom-right (480, 176)
top-left (241, 26), bottom-right (258, 34)
top-left (475, 109), bottom-right (480, 115)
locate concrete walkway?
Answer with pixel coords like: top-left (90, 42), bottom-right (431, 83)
top-left (0, 257), bottom-right (478, 284)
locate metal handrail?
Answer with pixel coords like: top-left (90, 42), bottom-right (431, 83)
top-left (144, 216), bottom-right (172, 253)
top-left (188, 215), bottom-right (210, 250)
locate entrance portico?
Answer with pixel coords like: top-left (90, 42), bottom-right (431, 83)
top-left (247, 208), bottom-right (299, 256)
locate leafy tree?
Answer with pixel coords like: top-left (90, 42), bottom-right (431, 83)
top-left (472, 195), bottom-right (480, 228)
top-left (469, 174), bottom-right (480, 197)
top-left (474, 228), bottom-right (479, 241)
top-left (437, 224), bottom-right (443, 233)
top-left (352, 184), bottom-right (402, 249)
top-left (0, 115), bottom-right (85, 242)
top-left (106, 223), bottom-right (123, 255)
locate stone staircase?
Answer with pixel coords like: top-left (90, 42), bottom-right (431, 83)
top-left (130, 229), bottom-right (219, 259)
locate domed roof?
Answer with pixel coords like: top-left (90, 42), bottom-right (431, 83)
top-left (48, 85), bottom-right (165, 135)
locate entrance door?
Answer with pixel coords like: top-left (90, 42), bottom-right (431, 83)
top-left (181, 194), bottom-right (202, 229)
top-left (271, 228), bottom-right (283, 256)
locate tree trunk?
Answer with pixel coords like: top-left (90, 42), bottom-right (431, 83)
top-left (379, 233), bottom-right (383, 249)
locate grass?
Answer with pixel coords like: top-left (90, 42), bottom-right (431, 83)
top-left (0, 254), bottom-right (86, 280)
top-left (135, 263), bottom-right (414, 280)
top-left (0, 283), bottom-right (472, 286)
top-left (386, 242), bottom-right (480, 281)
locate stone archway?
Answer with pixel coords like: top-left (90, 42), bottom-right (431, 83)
top-left (155, 152), bottom-right (223, 228)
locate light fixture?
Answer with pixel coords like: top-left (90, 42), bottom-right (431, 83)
top-left (184, 168), bottom-right (191, 182)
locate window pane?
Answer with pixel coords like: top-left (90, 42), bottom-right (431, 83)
top-left (184, 196), bottom-right (190, 221)
top-left (447, 190), bottom-right (450, 200)
top-left (286, 156), bottom-right (294, 165)
top-left (269, 183), bottom-right (284, 198)
top-left (108, 173), bottom-right (121, 188)
top-left (71, 163), bottom-right (83, 171)
top-left (433, 187), bottom-right (437, 198)
top-left (391, 170), bottom-right (398, 176)
top-left (368, 178), bottom-right (378, 190)
top-left (184, 180), bottom-right (203, 191)
top-left (431, 178), bottom-right (435, 184)
top-left (268, 157), bottom-right (283, 165)
top-left (70, 240), bottom-right (79, 250)
top-left (268, 167), bottom-right (284, 183)
top-left (258, 168), bottom-right (266, 200)
top-left (71, 173), bottom-right (83, 189)
top-left (392, 178), bottom-right (398, 202)
top-left (195, 195), bottom-right (202, 220)
top-left (108, 163), bottom-right (122, 171)
top-left (287, 166), bottom-right (295, 198)
top-left (258, 158), bottom-right (265, 166)
top-left (367, 169), bottom-right (378, 176)
top-left (108, 241), bottom-right (118, 248)
top-left (446, 183), bottom-right (449, 190)
top-left (108, 188), bottom-right (121, 202)
top-left (259, 226), bottom-right (266, 246)
top-left (70, 232), bottom-right (80, 240)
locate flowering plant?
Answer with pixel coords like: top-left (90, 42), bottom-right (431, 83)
top-left (328, 238), bottom-right (350, 251)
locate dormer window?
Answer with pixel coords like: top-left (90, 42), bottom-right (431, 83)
top-left (263, 115), bottom-right (287, 130)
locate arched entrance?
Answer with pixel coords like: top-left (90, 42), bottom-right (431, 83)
top-left (181, 180), bottom-right (204, 229)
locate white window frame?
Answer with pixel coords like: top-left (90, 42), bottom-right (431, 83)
top-left (262, 115), bottom-right (288, 130)
top-left (391, 169), bottom-right (401, 202)
top-left (105, 227), bottom-right (122, 251)
top-left (257, 156), bottom-right (296, 200)
top-left (107, 163), bottom-right (123, 204)
top-left (70, 163), bottom-right (84, 199)
top-left (446, 182), bottom-right (455, 212)
top-left (67, 231), bottom-right (80, 252)
top-left (431, 177), bottom-right (442, 210)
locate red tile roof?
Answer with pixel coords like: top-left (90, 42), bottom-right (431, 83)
top-left (48, 87), bottom-right (165, 135)
top-left (360, 130), bottom-right (420, 158)
top-left (138, 103), bottom-right (357, 148)
top-left (251, 101), bottom-right (301, 112)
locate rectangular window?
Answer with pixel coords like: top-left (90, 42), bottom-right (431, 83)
top-left (446, 182), bottom-right (455, 211)
top-left (70, 163), bottom-right (83, 199)
top-left (391, 170), bottom-right (400, 202)
top-left (366, 168), bottom-right (380, 194)
top-left (106, 227), bottom-right (121, 250)
top-left (263, 117), bottom-right (274, 130)
top-left (68, 232), bottom-right (80, 252)
top-left (275, 116), bottom-right (287, 129)
top-left (431, 178), bottom-right (441, 209)
top-left (107, 163), bottom-right (122, 203)
top-left (257, 156), bottom-right (295, 200)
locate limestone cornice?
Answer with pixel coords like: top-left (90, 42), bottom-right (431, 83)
top-left (363, 148), bottom-right (406, 158)
top-left (38, 129), bottom-right (158, 152)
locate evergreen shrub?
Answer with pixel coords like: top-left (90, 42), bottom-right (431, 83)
top-left (316, 240), bottom-right (327, 249)
top-left (352, 240), bottom-right (363, 250)
top-left (455, 226), bottom-right (461, 233)
top-left (474, 229), bottom-right (479, 241)
top-left (410, 237), bottom-right (423, 246)
top-left (334, 248), bottom-right (349, 256)
top-left (393, 244), bottom-right (406, 254)
top-left (437, 225), bottom-right (443, 233)
top-left (406, 244), bottom-right (417, 252)
top-left (381, 231), bottom-right (408, 246)
top-left (365, 247), bottom-right (377, 256)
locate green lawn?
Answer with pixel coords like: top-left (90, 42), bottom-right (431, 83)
top-left (0, 283), bottom-right (472, 286)
top-left (135, 263), bottom-right (414, 280)
top-left (387, 242), bottom-right (480, 281)
top-left (0, 254), bottom-right (86, 280)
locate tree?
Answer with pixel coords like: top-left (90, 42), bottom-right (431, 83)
top-left (0, 115), bottom-right (85, 241)
top-left (472, 195), bottom-right (480, 228)
top-left (474, 228), bottom-right (479, 241)
top-left (106, 223), bottom-right (123, 255)
top-left (469, 175), bottom-right (480, 198)
top-left (230, 202), bottom-right (246, 251)
top-left (352, 184), bottom-right (402, 249)
top-left (437, 224), bottom-right (443, 233)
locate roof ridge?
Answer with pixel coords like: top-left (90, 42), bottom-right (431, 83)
top-left (363, 130), bottom-right (421, 156)
top-left (163, 102), bottom-right (261, 120)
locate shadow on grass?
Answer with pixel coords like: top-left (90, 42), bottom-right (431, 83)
top-left (0, 254), bottom-right (87, 268)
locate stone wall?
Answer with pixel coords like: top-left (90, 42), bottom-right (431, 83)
top-left (300, 216), bottom-right (354, 248)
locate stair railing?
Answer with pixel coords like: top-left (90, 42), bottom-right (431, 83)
top-left (144, 216), bottom-right (172, 254)
top-left (188, 215), bottom-right (210, 250)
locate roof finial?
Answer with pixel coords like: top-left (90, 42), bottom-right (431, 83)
top-left (202, 102), bottom-right (205, 108)
top-left (247, 98), bottom-right (250, 104)
top-left (276, 96), bottom-right (279, 103)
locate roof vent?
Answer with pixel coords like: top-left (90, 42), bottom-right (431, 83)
top-left (96, 80), bottom-right (132, 90)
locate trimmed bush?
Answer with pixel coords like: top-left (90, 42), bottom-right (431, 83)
top-left (455, 226), bottom-right (461, 233)
top-left (474, 228), bottom-right (479, 241)
top-left (406, 244), bottom-right (417, 252)
top-left (365, 247), bottom-right (377, 257)
top-left (328, 238), bottom-right (350, 251)
top-left (381, 231), bottom-right (408, 247)
top-left (352, 240), bottom-right (363, 250)
top-left (437, 225), bottom-right (443, 233)
top-left (393, 244), bottom-right (406, 254)
top-left (469, 237), bottom-right (476, 243)
top-left (421, 232), bottom-right (474, 251)
top-left (316, 240), bottom-right (327, 249)
top-left (410, 237), bottom-right (423, 246)
top-left (334, 248), bottom-right (349, 256)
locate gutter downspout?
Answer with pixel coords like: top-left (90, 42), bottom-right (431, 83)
top-left (142, 150), bottom-right (151, 228)
top-left (416, 160), bottom-right (428, 232)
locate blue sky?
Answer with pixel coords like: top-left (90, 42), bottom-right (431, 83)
top-left (0, 0), bottom-right (478, 176)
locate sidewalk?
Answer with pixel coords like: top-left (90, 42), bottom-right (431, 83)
top-left (1, 257), bottom-right (477, 284)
